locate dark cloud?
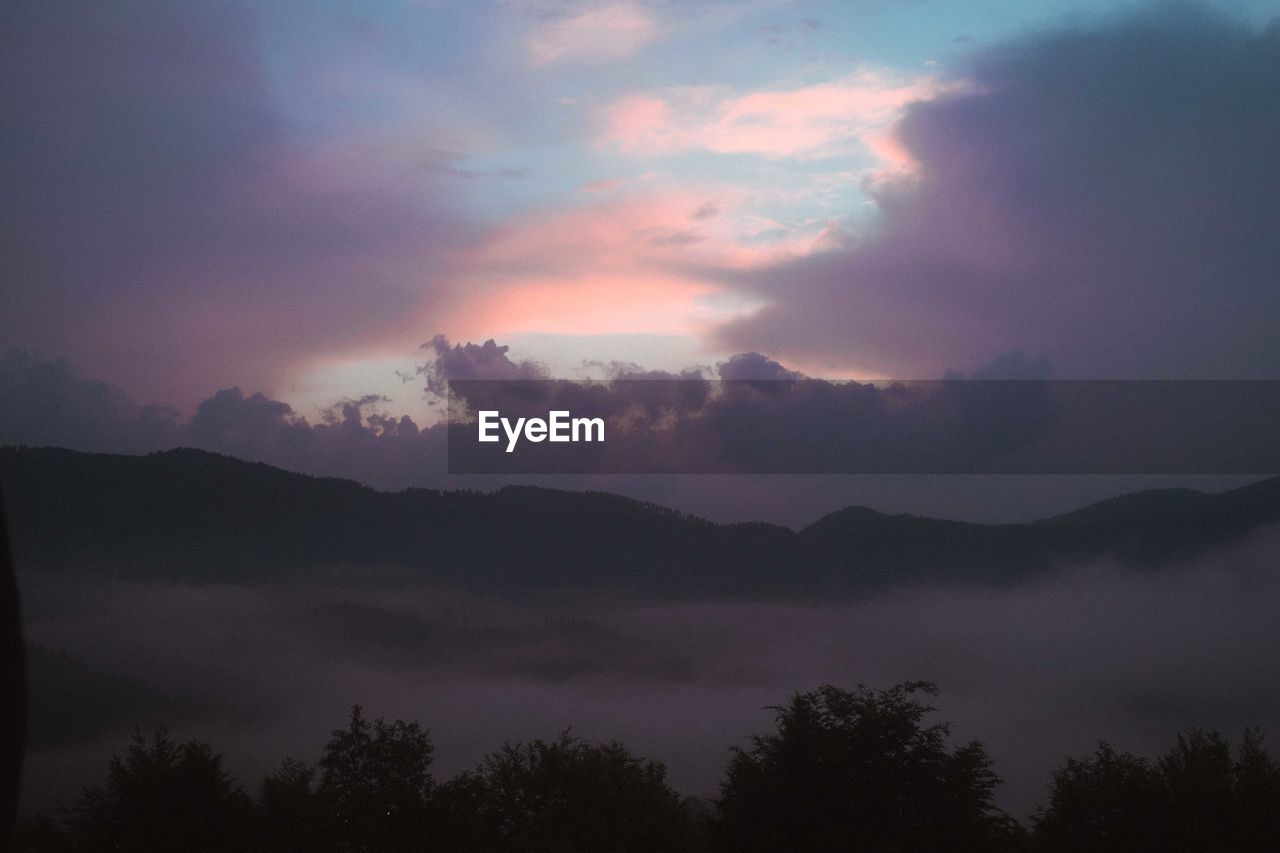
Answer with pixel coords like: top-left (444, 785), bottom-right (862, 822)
top-left (420, 336), bottom-right (565, 420)
top-left (0, 349), bottom-right (444, 490)
top-left (690, 201), bottom-right (719, 220)
top-left (189, 389), bottom-right (313, 458)
top-left (421, 336), bottom-right (548, 397)
top-left (0, 1), bottom-right (471, 410)
top-left (185, 389), bottom-right (444, 489)
top-left (715, 351), bottom-right (805, 382)
top-left (0, 350), bottom-right (180, 454)
top-left (715, 7), bottom-right (1280, 378)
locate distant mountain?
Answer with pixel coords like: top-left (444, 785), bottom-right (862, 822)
top-left (2, 447), bottom-right (1278, 599)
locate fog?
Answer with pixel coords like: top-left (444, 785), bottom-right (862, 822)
top-left (19, 524), bottom-right (1280, 820)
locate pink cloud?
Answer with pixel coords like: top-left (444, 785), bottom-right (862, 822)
top-left (427, 189), bottom-right (805, 342)
top-left (601, 70), bottom-right (956, 160)
top-left (448, 275), bottom-right (718, 338)
top-left (526, 2), bottom-right (657, 67)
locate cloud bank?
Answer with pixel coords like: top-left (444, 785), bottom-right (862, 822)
top-left (713, 8), bottom-right (1280, 378)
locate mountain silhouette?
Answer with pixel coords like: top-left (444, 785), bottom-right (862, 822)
top-left (2, 447), bottom-right (1277, 598)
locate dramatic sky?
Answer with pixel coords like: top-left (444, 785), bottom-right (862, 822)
top-left (8, 2), bottom-right (1280, 814)
top-left (3, 0), bottom-right (1280, 517)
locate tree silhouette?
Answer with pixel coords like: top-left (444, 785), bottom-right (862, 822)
top-left (434, 731), bottom-right (699, 852)
top-left (1159, 727), bottom-right (1280, 853)
top-left (62, 726), bottom-right (255, 851)
top-left (715, 682), bottom-right (1018, 852)
top-left (18, 689), bottom-right (1280, 852)
top-left (1233, 728), bottom-right (1280, 849)
top-left (1160, 728), bottom-right (1237, 851)
top-left (1035, 727), bottom-right (1280, 852)
top-left (1033, 741), bottom-right (1165, 851)
top-left (315, 705), bottom-right (434, 852)
top-left (260, 757), bottom-right (325, 852)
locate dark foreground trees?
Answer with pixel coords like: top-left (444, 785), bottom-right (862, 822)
top-left (715, 682), bottom-right (1021, 852)
top-left (316, 705), bottom-right (435, 850)
top-left (57, 727), bottom-right (255, 851)
top-left (259, 705), bottom-right (436, 852)
top-left (17, 710), bottom-right (696, 852)
top-left (1035, 728), bottom-right (1280, 852)
top-left (435, 732), bottom-right (700, 852)
top-left (13, 683), bottom-right (1280, 852)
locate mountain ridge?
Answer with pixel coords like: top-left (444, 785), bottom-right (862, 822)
top-left (2, 446), bottom-right (1277, 599)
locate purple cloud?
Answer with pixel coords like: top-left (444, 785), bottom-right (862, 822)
top-left (421, 336), bottom-right (549, 397)
top-left (713, 8), bottom-right (1280, 379)
top-left (0, 1), bottom-right (473, 411)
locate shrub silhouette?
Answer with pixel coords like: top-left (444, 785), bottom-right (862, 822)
top-left (715, 682), bottom-right (1018, 852)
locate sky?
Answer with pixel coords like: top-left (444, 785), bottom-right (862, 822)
top-left (3, 0), bottom-right (1280, 509)
top-left (7, 1), bottom-right (1280, 816)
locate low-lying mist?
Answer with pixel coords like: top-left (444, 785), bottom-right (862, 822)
top-left (18, 524), bottom-right (1280, 820)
